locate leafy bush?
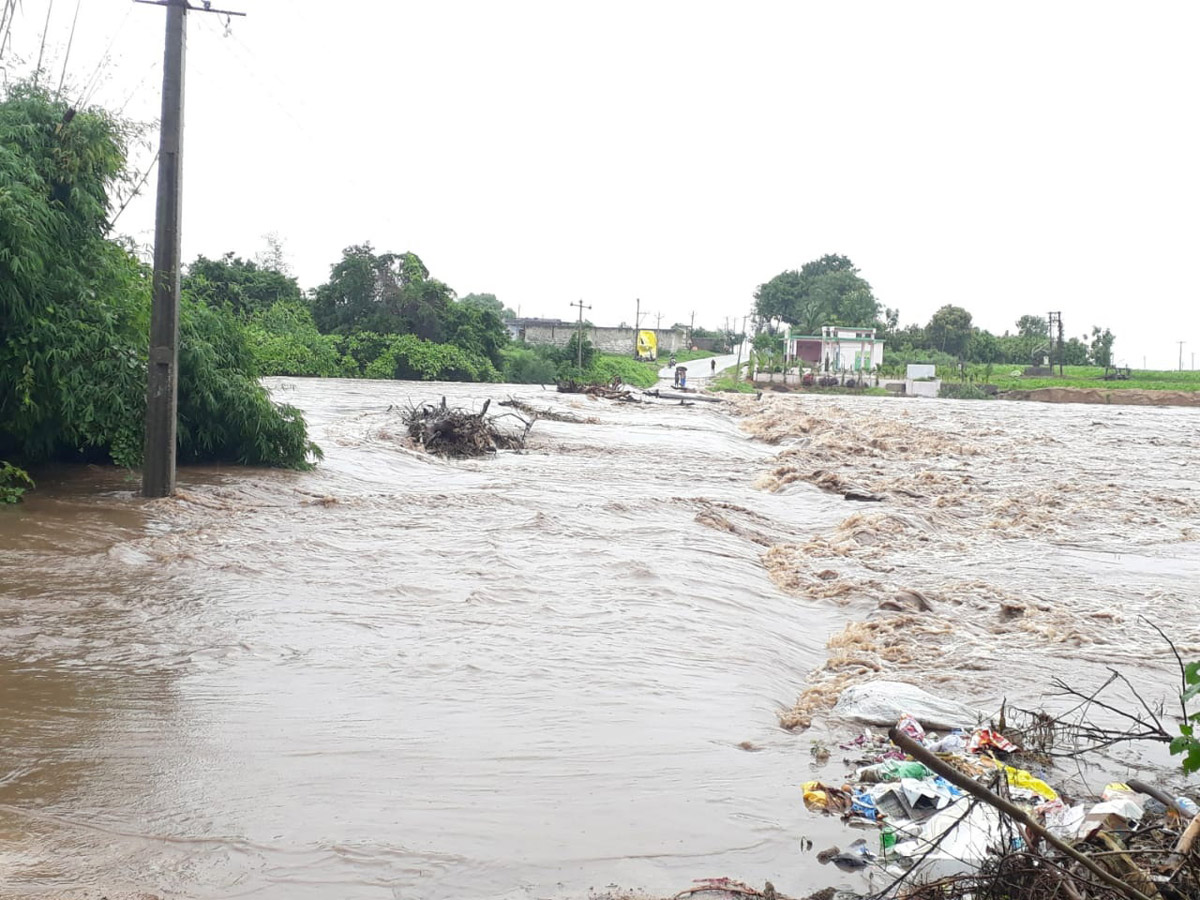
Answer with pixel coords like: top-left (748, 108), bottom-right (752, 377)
top-left (588, 355), bottom-right (658, 388)
top-left (363, 334), bottom-right (499, 382)
top-left (710, 374), bottom-right (757, 394)
top-left (939, 382), bottom-right (992, 400)
top-left (500, 347), bottom-right (558, 384)
top-left (884, 349), bottom-right (961, 370)
top-left (0, 462), bottom-right (34, 503)
top-left (0, 82), bottom-right (319, 471)
top-left (244, 301), bottom-right (344, 377)
top-left (1171, 661), bottom-right (1200, 774)
top-left (563, 332), bottom-right (596, 370)
top-left (338, 332), bottom-right (394, 376)
top-left (177, 299), bottom-right (321, 467)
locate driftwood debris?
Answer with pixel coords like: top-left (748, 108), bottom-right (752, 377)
top-left (555, 380), bottom-right (639, 401)
top-left (497, 397), bottom-right (598, 424)
top-left (401, 397), bottom-right (533, 457)
top-left (644, 389), bottom-right (724, 404)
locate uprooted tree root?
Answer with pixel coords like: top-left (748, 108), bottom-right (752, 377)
top-left (402, 398), bottom-right (533, 457)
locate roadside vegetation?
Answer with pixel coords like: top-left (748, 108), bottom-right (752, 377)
top-left (185, 249), bottom-right (713, 389)
top-left (753, 254), bottom-right (1124, 379)
top-left (0, 84), bottom-right (319, 494)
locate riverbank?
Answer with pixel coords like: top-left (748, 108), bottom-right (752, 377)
top-left (717, 381), bottom-right (1200, 408)
top-left (1002, 386), bottom-right (1200, 406)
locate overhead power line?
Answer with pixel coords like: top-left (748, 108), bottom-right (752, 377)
top-left (55, 0), bottom-right (82, 97)
top-left (34, 0), bottom-right (56, 86)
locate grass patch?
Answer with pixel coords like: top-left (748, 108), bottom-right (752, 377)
top-left (939, 382), bottom-right (992, 400)
top-left (952, 366), bottom-right (1200, 393)
top-left (588, 355), bottom-right (659, 388)
top-left (709, 374), bottom-right (757, 393)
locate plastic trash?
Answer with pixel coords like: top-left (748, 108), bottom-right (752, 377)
top-left (1177, 796), bottom-right (1200, 818)
top-left (857, 760), bottom-right (935, 783)
top-left (832, 838), bottom-right (875, 871)
top-left (895, 714), bottom-right (926, 742)
top-left (978, 761), bottom-right (1058, 801)
top-left (802, 781), bottom-right (854, 814)
top-left (833, 681), bottom-right (981, 731)
top-left (926, 732), bottom-right (967, 754)
top-left (850, 789), bottom-right (879, 821)
top-left (968, 728), bottom-right (1017, 755)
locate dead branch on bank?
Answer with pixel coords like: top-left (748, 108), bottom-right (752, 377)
top-left (401, 397), bottom-right (533, 457)
top-left (498, 397), bottom-right (599, 424)
top-left (556, 379), bottom-right (640, 401)
top-left (672, 878), bottom-right (796, 899)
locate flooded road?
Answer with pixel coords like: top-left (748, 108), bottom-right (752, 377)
top-left (2, 379), bottom-right (1198, 899)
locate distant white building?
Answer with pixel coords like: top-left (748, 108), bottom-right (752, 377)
top-left (786, 325), bottom-right (884, 372)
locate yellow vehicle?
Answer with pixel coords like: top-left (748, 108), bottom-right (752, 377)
top-left (635, 329), bottom-right (658, 361)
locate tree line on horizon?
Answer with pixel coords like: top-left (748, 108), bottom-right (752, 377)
top-left (754, 254), bottom-right (1117, 370)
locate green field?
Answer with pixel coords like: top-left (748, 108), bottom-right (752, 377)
top-left (949, 366), bottom-right (1200, 392)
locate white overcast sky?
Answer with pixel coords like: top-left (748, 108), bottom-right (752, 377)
top-left (5, 1), bottom-right (1199, 367)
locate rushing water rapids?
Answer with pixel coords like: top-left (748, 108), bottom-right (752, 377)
top-left (1, 378), bottom-right (1198, 899)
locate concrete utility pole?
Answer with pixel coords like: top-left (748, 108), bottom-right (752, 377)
top-left (689, 310), bottom-right (695, 348)
top-left (140, 0), bottom-right (244, 499)
top-left (634, 297), bottom-right (640, 355)
top-left (570, 299), bottom-right (591, 369)
top-left (1179, 341), bottom-right (1186, 372)
top-left (733, 314), bottom-right (748, 379)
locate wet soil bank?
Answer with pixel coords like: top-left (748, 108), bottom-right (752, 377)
top-left (1001, 387), bottom-right (1200, 407)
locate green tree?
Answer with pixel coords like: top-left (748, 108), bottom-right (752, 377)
top-left (563, 332), bottom-right (596, 371)
top-left (244, 300), bottom-right (345, 377)
top-left (752, 331), bottom-right (786, 380)
top-left (0, 83), bottom-right (316, 470)
top-left (459, 292), bottom-right (517, 320)
top-left (753, 269), bottom-right (804, 328)
top-left (1016, 315), bottom-right (1049, 339)
top-left (969, 329), bottom-right (1000, 364)
top-left (310, 244), bottom-right (451, 339)
top-left (925, 305), bottom-right (974, 358)
top-left (184, 252), bottom-right (304, 318)
top-left (1061, 336), bottom-right (1090, 366)
top-left (754, 254), bottom-right (879, 334)
top-left (1090, 327), bottom-right (1115, 367)
top-left (444, 301), bottom-right (509, 368)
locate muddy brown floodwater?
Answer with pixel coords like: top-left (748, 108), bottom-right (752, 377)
top-left (1, 379), bottom-right (1198, 900)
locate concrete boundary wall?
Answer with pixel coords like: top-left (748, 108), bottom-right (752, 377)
top-left (520, 325), bottom-right (689, 355)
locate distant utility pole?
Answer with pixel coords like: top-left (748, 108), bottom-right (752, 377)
top-left (689, 310), bottom-right (695, 347)
top-left (570, 298), bottom-right (591, 369)
top-left (733, 314), bottom-right (749, 378)
top-left (655, 312), bottom-right (663, 332)
top-left (1047, 311), bottom-right (1063, 376)
top-left (633, 297), bottom-right (640, 356)
top-left (139, 0), bottom-right (245, 499)
top-left (1179, 341), bottom-right (1187, 372)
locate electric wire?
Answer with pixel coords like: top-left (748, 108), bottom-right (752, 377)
top-left (108, 148), bottom-right (158, 233)
top-left (33, 0), bottom-right (53, 85)
top-left (0, 0), bottom-right (20, 63)
top-left (74, 2), bottom-right (134, 109)
top-left (53, 0), bottom-right (79, 97)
